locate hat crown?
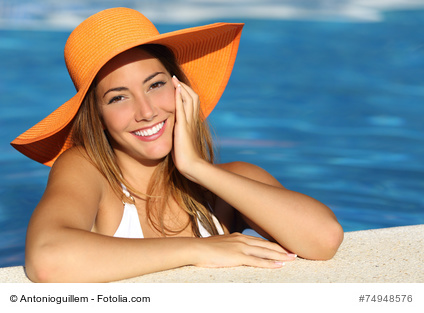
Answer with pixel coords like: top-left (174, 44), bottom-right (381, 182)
top-left (64, 8), bottom-right (159, 91)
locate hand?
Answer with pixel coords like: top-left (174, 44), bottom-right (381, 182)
top-left (192, 233), bottom-right (297, 269)
top-left (171, 76), bottom-right (204, 180)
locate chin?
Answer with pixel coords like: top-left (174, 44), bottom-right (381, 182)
top-left (140, 146), bottom-right (173, 163)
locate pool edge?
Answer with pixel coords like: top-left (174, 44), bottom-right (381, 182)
top-left (1, 224), bottom-right (423, 283)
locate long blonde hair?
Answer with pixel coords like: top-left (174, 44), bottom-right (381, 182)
top-left (71, 44), bottom-right (220, 236)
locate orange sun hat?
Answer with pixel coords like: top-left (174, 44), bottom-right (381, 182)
top-left (11, 7), bottom-right (244, 167)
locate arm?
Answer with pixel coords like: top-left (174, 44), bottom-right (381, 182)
top-left (194, 161), bottom-right (343, 260)
top-left (25, 149), bottom-right (292, 283)
top-left (25, 149), bottom-right (198, 282)
top-left (172, 78), bottom-right (343, 261)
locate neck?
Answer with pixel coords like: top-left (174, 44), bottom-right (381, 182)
top-left (114, 149), bottom-right (167, 193)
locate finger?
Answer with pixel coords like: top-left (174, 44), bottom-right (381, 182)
top-left (241, 255), bottom-right (286, 269)
top-left (229, 234), bottom-right (297, 262)
top-left (179, 81), bottom-right (199, 103)
top-left (244, 245), bottom-right (296, 262)
top-left (178, 84), bottom-right (194, 123)
top-left (230, 233), bottom-right (290, 254)
top-left (173, 79), bottom-right (186, 124)
top-left (249, 238), bottom-right (291, 254)
top-left (172, 76), bottom-right (194, 123)
top-left (177, 81), bottom-right (200, 122)
top-left (219, 233), bottom-right (296, 262)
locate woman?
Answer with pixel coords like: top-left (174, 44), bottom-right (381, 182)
top-left (11, 8), bottom-right (343, 283)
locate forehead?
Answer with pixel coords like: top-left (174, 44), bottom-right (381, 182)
top-left (96, 47), bottom-right (165, 83)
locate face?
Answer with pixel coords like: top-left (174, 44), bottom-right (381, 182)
top-left (96, 47), bottom-right (176, 165)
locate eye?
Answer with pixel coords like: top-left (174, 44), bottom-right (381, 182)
top-left (149, 81), bottom-right (166, 90)
top-left (107, 95), bottom-right (125, 104)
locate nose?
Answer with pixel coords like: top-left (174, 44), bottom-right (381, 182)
top-left (134, 97), bottom-right (157, 122)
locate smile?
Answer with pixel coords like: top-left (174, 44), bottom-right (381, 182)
top-left (133, 121), bottom-right (165, 137)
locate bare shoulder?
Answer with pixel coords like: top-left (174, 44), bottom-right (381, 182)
top-left (217, 161), bottom-right (284, 188)
top-left (46, 147), bottom-right (108, 207)
top-left (52, 147), bottom-right (96, 174)
top-left (32, 147), bottom-right (106, 230)
top-left (49, 147), bottom-right (104, 188)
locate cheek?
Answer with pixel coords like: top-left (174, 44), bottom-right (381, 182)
top-left (155, 86), bottom-right (176, 113)
top-left (101, 105), bottom-right (132, 131)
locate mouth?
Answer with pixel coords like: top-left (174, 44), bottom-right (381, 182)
top-left (132, 120), bottom-right (166, 138)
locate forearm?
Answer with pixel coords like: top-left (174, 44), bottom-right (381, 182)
top-left (26, 228), bottom-right (197, 283)
top-left (187, 160), bottom-right (343, 260)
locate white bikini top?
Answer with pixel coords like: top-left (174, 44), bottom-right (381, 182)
top-left (113, 186), bottom-right (224, 238)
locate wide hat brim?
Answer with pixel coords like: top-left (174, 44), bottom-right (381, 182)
top-left (11, 7), bottom-right (243, 166)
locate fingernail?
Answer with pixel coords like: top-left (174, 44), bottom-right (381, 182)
top-left (173, 75), bottom-right (179, 81)
top-left (287, 253), bottom-right (297, 258)
top-left (274, 261), bottom-right (285, 266)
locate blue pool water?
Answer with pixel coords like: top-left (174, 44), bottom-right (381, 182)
top-left (1, 1), bottom-right (424, 267)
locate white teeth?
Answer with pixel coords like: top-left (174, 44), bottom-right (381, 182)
top-left (134, 121), bottom-right (164, 137)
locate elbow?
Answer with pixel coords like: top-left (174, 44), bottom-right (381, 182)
top-left (25, 244), bottom-right (64, 283)
top-left (296, 220), bottom-right (344, 261)
top-left (26, 264), bottom-right (51, 284)
top-left (314, 221), bottom-right (344, 260)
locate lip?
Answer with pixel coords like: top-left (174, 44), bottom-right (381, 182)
top-left (131, 119), bottom-right (167, 142)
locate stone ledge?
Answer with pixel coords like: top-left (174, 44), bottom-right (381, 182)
top-left (1, 225), bottom-right (422, 283)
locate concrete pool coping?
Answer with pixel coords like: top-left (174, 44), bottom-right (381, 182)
top-left (0, 224), bottom-right (423, 283)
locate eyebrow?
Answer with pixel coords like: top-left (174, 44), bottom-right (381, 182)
top-left (103, 87), bottom-right (128, 98)
top-left (102, 71), bottom-right (166, 98)
top-left (143, 71), bottom-right (165, 84)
